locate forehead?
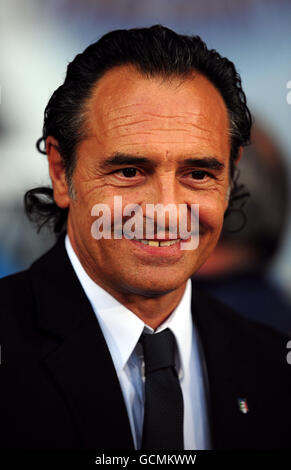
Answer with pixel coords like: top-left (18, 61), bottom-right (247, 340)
top-left (85, 65), bottom-right (230, 158)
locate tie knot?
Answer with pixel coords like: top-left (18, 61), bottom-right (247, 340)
top-left (140, 328), bottom-right (176, 376)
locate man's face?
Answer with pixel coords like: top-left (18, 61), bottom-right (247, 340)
top-left (65, 66), bottom-right (231, 296)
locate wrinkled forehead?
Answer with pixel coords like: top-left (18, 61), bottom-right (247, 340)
top-left (81, 66), bottom-right (231, 162)
top-left (87, 66), bottom-right (229, 129)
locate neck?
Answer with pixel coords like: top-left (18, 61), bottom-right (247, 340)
top-left (67, 230), bottom-right (187, 330)
top-left (100, 282), bottom-right (187, 330)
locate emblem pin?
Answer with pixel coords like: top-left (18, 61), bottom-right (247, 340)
top-left (238, 398), bottom-right (249, 414)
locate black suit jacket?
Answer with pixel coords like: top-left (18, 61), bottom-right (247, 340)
top-left (0, 234), bottom-right (290, 450)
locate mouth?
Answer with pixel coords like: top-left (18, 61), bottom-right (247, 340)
top-left (137, 238), bottom-right (181, 247)
top-left (127, 237), bottom-right (190, 258)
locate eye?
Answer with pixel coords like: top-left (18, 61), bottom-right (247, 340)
top-left (109, 167), bottom-right (145, 186)
top-left (114, 167), bottom-right (140, 178)
top-left (117, 168), bottom-right (139, 178)
top-left (191, 170), bottom-right (209, 180)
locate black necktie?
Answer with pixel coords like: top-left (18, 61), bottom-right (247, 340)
top-left (139, 328), bottom-right (184, 450)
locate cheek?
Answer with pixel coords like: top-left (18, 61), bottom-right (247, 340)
top-left (198, 198), bottom-right (226, 232)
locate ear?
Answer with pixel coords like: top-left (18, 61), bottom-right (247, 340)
top-left (46, 136), bottom-right (70, 209)
top-left (224, 146), bottom-right (243, 212)
top-left (236, 146), bottom-right (243, 165)
top-left (224, 185), bottom-right (231, 212)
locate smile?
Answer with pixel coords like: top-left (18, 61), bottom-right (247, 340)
top-left (137, 239), bottom-right (181, 247)
top-left (127, 237), bottom-right (190, 259)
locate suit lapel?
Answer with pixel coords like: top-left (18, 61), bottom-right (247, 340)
top-left (29, 234), bottom-right (134, 450)
top-left (191, 284), bottom-right (253, 449)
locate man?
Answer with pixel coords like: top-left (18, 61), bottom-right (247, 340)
top-left (0, 25), bottom-right (290, 450)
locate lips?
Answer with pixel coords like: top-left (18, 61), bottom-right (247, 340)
top-left (138, 239), bottom-right (181, 247)
top-left (126, 236), bottom-right (190, 259)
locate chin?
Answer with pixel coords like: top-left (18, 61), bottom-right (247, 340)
top-left (122, 275), bottom-right (186, 298)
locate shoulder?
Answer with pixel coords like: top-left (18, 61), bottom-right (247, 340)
top-left (192, 284), bottom-right (291, 384)
top-left (0, 235), bottom-right (63, 332)
top-left (0, 234), bottom-right (66, 313)
top-left (193, 283), bottom-right (289, 343)
top-left (0, 268), bottom-right (33, 308)
top-left (0, 269), bottom-right (35, 335)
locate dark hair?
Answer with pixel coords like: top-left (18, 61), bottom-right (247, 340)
top-left (220, 124), bottom-right (290, 270)
top-left (24, 24), bottom-right (252, 234)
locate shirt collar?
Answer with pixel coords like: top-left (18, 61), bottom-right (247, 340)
top-left (65, 234), bottom-right (193, 380)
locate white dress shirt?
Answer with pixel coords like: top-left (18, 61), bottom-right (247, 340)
top-left (65, 234), bottom-right (211, 449)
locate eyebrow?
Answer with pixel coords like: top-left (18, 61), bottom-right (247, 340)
top-left (102, 153), bottom-right (156, 168)
top-left (182, 157), bottom-right (224, 170)
top-left (102, 152), bottom-right (225, 171)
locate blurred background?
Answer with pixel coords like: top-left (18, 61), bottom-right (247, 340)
top-left (0, 0), bottom-right (290, 330)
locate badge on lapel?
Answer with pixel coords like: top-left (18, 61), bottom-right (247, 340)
top-left (237, 398), bottom-right (249, 414)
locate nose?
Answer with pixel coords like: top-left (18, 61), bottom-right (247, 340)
top-left (146, 172), bottom-right (183, 236)
top-left (153, 172), bottom-right (180, 205)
